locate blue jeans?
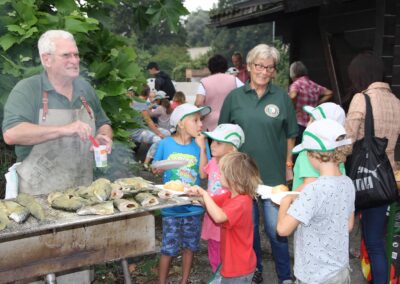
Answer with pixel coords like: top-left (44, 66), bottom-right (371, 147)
top-left (253, 198), bottom-right (291, 282)
top-left (361, 205), bottom-right (388, 284)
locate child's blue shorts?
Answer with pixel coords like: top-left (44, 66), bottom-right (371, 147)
top-left (161, 215), bottom-right (202, 256)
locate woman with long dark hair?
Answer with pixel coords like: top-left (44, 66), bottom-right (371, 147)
top-left (345, 51), bottom-right (400, 283)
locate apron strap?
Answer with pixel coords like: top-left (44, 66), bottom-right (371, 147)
top-left (41, 93), bottom-right (94, 121)
top-left (80, 96), bottom-right (94, 120)
top-left (42, 91), bottom-right (48, 121)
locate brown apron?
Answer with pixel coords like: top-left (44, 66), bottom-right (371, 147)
top-left (17, 94), bottom-right (96, 194)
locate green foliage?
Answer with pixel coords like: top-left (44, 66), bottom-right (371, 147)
top-left (136, 21), bottom-right (188, 51)
top-left (107, 0), bottom-right (188, 49)
top-left (185, 10), bottom-right (215, 47)
top-left (273, 39), bottom-right (290, 90)
top-left (183, 9), bottom-right (289, 89)
top-left (150, 44), bottom-right (191, 81)
top-left (210, 23), bottom-right (273, 61)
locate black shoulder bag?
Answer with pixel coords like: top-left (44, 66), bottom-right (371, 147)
top-left (347, 93), bottom-right (399, 210)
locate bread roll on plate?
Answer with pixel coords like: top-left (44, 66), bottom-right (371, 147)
top-left (271, 184), bottom-right (289, 195)
top-left (163, 180), bottom-right (185, 192)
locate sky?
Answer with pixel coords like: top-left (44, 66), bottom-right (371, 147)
top-left (184, 0), bottom-right (219, 12)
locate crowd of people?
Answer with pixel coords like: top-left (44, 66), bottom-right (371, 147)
top-left (146, 45), bottom-right (399, 284)
top-left (2, 29), bottom-right (400, 284)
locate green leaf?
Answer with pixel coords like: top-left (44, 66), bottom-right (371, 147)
top-left (115, 129), bottom-right (131, 139)
top-left (7, 24), bottom-right (25, 35)
top-left (22, 65), bottom-right (42, 77)
top-left (110, 48), bottom-right (118, 57)
top-left (12, 1), bottom-right (38, 27)
top-left (19, 54), bottom-right (31, 62)
top-left (147, 0), bottom-right (189, 33)
top-left (1, 55), bottom-right (22, 77)
top-left (65, 17), bottom-right (98, 34)
top-left (133, 6), bottom-right (151, 31)
top-left (119, 62), bottom-right (141, 78)
top-left (0, 0), bottom-right (12, 6)
top-left (0, 33), bottom-right (17, 51)
top-left (95, 89), bottom-right (108, 100)
top-left (19, 26), bottom-right (38, 42)
top-left (36, 12), bottom-right (59, 27)
top-left (54, 0), bottom-right (78, 14)
top-left (90, 61), bottom-right (112, 79)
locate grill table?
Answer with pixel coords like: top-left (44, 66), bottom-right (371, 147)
top-left (0, 194), bottom-right (191, 283)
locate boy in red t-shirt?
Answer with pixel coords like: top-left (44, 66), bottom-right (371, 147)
top-left (189, 151), bottom-right (259, 282)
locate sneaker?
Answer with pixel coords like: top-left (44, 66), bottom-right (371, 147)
top-left (252, 270), bottom-right (263, 284)
top-left (281, 280), bottom-right (294, 284)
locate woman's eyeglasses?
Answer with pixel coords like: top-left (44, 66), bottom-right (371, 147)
top-left (253, 63), bottom-right (276, 72)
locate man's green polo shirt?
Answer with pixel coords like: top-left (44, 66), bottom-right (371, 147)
top-left (2, 72), bottom-right (111, 162)
top-left (219, 82), bottom-right (298, 186)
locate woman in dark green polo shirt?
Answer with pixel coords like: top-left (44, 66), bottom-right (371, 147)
top-left (219, 43), bottom-right (298, 284)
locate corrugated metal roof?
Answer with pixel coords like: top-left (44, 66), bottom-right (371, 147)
top-left (209, 0), bottom-right (284, 27)
top-left (209, 0), bottom-right (340, 27)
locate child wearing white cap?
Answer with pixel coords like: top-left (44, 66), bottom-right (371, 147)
top-left (292, 102), bottom-right (346, 191)
top-left (152, 103), bottom-right (212, 284)
top-left (149, 90), bottom-right (172, 131)
top-left (277, 119), bottom-right (355, 284)
top-left (200, 124), bottom-right (245, 273)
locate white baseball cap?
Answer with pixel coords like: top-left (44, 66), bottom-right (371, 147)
top-left (203, 124), bottom-right (245, 149)
top-left (152, 90), bottom-right (167, 101)
top-left (170, 103), bottom-right (211, 131)
top-left (226, 67), bottom-right (239, 75)
top-left (303, 102), bottom-right (346, 125)
top-left (292, 119), bottom-right (352, 154)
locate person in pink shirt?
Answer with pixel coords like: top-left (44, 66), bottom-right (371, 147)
top-left (199, 123), bottom-right (245, 273)
top-left (170, 91), bottom-right (186, 110)
top-left (195, 54), bottom-right (243, 131)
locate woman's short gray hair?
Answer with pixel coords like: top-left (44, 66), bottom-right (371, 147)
top-left (246, 44), bottom-right (280, 66)
top-left (38, 30), bottom-right (75, 56)
top-left (289, 61), bottom-right (308, 79)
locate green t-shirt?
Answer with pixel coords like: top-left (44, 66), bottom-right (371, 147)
top-left (219, 81), bottom-right (298, 186)
top-left (292, 150), bottom-right (346, 190)
top-left (2, 72), bottom-right (111, 162)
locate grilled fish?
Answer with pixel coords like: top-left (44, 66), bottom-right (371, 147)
top-left (2, 201), bottom-right (30, 223)
top-left (51, 195), bottom-right (87, 212)
top-left (134, 192), bottom-right (159, 207)
top-left (47, 192), bottom-right (64, 204)
top-left (90, 178), bottom-right (112, 201)
top-left (0, 209), bottom-right (10, 231)
top-left (77, 201), bottom-right (114, 216)
top-left (114, 177), bottom-right (153, 191)
top-left (110, 184), bottom-right (124, 200)
top-left (113, 199), bottom-right (140, 212)
top-left (16, 193), bottom-right (45, 221)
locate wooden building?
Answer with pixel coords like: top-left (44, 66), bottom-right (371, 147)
top-left (210, 0), bottom-right (400, 108)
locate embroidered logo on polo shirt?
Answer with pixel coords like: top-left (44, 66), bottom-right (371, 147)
top-left (265, 104), bottom-right (279, 117)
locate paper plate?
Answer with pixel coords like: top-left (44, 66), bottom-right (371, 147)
top-left (155, 184), bottom-right (188, 196)
top-left (257, 184), bottom-right (272, 199)
top-left (270, 191), bottom-right (300, 205)
top-left (152, 160), bottom-right (188, 170)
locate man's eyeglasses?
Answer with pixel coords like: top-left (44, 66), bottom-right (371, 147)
top-left (50, 53), bottom-right (80, 60)
top-left (253, 63), bottom-right (276, 72)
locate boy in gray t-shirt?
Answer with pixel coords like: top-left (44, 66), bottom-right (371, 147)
top-left (277, 119), bottom-right (355, 284)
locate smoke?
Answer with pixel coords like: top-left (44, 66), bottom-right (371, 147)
top-left (93, 141), bottom-right (140, 181)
